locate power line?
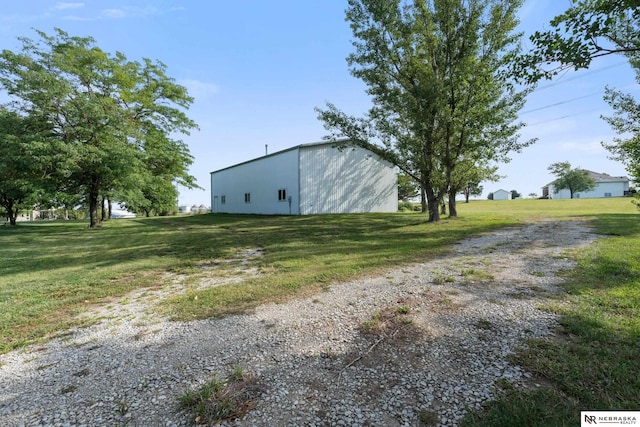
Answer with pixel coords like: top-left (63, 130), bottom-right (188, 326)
top-left (520, 91), bottom-right (602, 115)
top-left (521, 82), bottom-right (637, 115)
top-left (532, 61), bottom-right (629, 92)
top-left (525, 107), bottom-right (604, 126)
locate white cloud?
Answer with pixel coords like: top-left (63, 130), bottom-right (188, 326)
top-left (101, 8), bottom-right (126, 18)
top-left (53, 4), bottom-right (168, 21)
top-left (53, 2), bottom-right (84, 10)
top-left (180, 79), bottom-right (220, 100)
top-left (99, 6), bottom-right (159, 19)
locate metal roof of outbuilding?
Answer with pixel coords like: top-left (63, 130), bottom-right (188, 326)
top-left (209, 139), bottom-right (352, 174)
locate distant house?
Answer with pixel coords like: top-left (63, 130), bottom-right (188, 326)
top-left (210, 141), bottom-right (398, 215)
top-left (493, 189), bottom-right (512, 200)
top-left (111, 209), bottom-right (136, 219)
top-left (542, 170), bottom-right (629, 199)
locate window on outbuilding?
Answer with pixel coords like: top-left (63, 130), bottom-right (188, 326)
top-left (244, 193), bottom-right (251, 203)
top-left (221, 195), bottom-right (226, 204)
top-left (278, 189), bottom-right (287, 201)
top-left (604, 192), bottom-right (612, 197)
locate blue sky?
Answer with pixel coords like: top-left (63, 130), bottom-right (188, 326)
top-left (1, 1), bottom-right (637, 205)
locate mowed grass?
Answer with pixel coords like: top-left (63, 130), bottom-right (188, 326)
top-left (0, 197), bottom-right (634, 353)
top-left (1, 196), bottom-right (638, 426)
top-left (1, 208), bottom-right (521, 353)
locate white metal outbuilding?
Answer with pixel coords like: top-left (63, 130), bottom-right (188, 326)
top-left (492, 189), bottom-right (512, 200)
top-left (210, 141), bottom-right (398, 215)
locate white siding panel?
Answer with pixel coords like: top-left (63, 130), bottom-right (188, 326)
top-left (298, 145), bottom-right (397, 214)
top-left (211, 149), bottom-right (300, 214)
top-left (548, 181), bottom-right (628, 199)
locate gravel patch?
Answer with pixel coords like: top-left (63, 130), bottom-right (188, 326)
top-left (0, 220), bottom-right (598, 426)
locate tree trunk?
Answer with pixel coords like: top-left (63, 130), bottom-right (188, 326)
top-left (440, 200), bottom-right (447, 215)
top-left (7, 202), bottom-right (17, 226)
top-left (427, 198), bottom-right (440, 222)
top-left (107, 198), bottom-right (112, 220)
top-left (448, 189), bottom-right (458, 218)
top-left (464, 187), bottom-right (470, 203)
top-left (424, 184), bottom-right (440, 222)
top-left (88, 181), bottom-right (101, 228)
top-left (1, 198), bottom-right (20, 226)
top-left (101, 196), bottom-right (107, 221)
top-left (420, 186), bottom-right (427, 213)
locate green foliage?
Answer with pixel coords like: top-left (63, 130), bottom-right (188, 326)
top-left (397, 200), bottom-right (415, 212)
top-left (510, 189), bottom-right (521, 199)
top-left (462, 182), bottom-right (483, 202)
top-left (547, 161), bottom-right (596, 198)
top-left (454, 162), bottom-right (500, 203)
top-left (398, 172), bottom-right (419, 202)
top-left (602, 72), bottom-right (640, 188)
top-left (0, 29), bottom-right (198, 228)
top-left (513, 0), bottom-right (640, 83)
top-left (316, 0), bottom-right (533, 222)
top-left (0, 109), bottom-right (57, 225)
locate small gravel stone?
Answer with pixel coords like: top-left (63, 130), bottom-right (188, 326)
top-left (0, 220), bottom-right (597, 426)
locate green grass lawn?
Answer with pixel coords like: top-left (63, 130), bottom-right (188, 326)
top-left (1, 197), bottom-right (638, 425)
top-left (0, 208), bottom-right (518, 352)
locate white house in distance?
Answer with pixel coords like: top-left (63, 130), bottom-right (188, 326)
top-left (492, 189), bottom-right (511, 200)
top-left (542, 170), bottom-right (630, 199)
top-left (210, 141), bottom-right (398, 215)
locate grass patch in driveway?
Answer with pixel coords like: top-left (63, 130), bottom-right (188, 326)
top-left (178, 366), bottom-right (262, 425)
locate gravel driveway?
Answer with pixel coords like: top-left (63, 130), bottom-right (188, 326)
top-left (0, 220), bottom-right (598, 426)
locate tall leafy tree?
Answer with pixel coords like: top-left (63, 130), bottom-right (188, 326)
top-left (317, 0), bottom-right (532, 222)
top-left (461, 182), bottom-right (483, 203)
top-left (118, 126), bottom-right (198, 216)
top-left (0, 109), bottom-right (56, 225)
top-left (0, 29), bottom-right (198, 228)
top-left (603, 87), bottom-right (640, 183)
top-left (548, 161), bottom-right (596, 198)
top-left (451, 160), bottom-right (500, 205)
top-left (397, 172), bottom-right (420, 201)
top-left (514, 0), bottom-right (640, 83)
top-left (602, 49), bottom-right (640, 186)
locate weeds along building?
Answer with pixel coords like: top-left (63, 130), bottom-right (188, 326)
top-left (210, 141), bottom-right (398, 215)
